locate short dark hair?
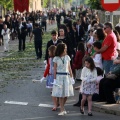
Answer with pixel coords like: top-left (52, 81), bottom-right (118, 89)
top-left (93, 41), bottom-right (102, 49)
top-left (104, 22), bottom-right (113, 29)
top-left (34, 23), bottom-right (39, 27)
top-left (55, 43), bottom-right (66, 56)
top-left (51, 30), bottom-right (58, 35)
top-left (96, 67), bottom-right (104, 76)
top-left (84, 57), bottom-right (96, 71)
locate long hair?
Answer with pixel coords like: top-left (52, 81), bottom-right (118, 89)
top-left (55, 43), bottom-right (66, 56)
top-left (78, 42), bottom-right (85, 55)
top-left (84, 56), bottom-right (96, 71)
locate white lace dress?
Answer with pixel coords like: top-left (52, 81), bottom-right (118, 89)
top-left (52, 55), bottom-right (74, 97)
top-left (80, 67), bottom-right (97, 95)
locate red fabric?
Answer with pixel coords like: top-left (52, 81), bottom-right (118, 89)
top-left (102, 32), bottom-right (117, 60)
top-left (72, 51), bottom-right (84, 70)
top-left (14, 0), bottom-right (29, 12)
top-left (43, 59), bottom-right (50, 77)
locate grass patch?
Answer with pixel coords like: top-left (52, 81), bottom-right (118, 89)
top-left (0, 32), bottom-right (51, 87)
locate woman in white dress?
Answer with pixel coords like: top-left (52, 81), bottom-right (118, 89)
top-left (52, 43), bottom-right (74, 115)
top-left (80, 57), bottom-right (97, 116)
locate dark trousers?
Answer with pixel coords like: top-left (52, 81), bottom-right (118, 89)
top-left (42, 21), bottom-right (47, 31)
top-left (57, 22), bottom-right (60, 29)
top-left (27, 28), bottom-right (32, 37)
top-left (18, 36), bottom-right (26, 51)
top-left (99, 77), bottom-right (120, 103)
top-left (34, 41), bottom-right (42, 58)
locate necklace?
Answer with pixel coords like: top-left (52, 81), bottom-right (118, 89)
top-left (60, 57), bottom-right (65, 65)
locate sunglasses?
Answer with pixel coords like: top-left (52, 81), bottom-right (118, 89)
top-left (104, 27), bottom-right (109, 30)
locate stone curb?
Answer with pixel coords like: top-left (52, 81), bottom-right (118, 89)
top-left (93, 102), bottom-right (120, 116)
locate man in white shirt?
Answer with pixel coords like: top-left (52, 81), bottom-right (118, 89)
top-left (1, 24), bottom-right (10, 52)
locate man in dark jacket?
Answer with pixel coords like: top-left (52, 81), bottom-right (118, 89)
top-left (17, 18), bottom-right (27, 51)
top-left (30, 23), bottom-right (43, 59)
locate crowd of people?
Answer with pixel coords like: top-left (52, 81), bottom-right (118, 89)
top-left (0, 7), bottom-right (120, 116)
top-left (39, 8), bottom-right (120, 116)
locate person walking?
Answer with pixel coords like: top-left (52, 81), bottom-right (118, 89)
top-left (30, 23), bottom-right (43, 59)
top-left (1, 24), bottom-right (10, 52)
top-left (17, 18), bottom-right (27, 52)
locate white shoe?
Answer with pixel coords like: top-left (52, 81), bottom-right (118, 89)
top-left (64, 110), bottom-right (67, 114)
top-left (58, 111), bottom-right (65, 116)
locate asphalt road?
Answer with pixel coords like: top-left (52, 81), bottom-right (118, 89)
top-left (0, 63), bottom-right (120, 120)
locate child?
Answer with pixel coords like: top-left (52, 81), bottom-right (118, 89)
top-left (73, 67), bottom-right (104, 107)
top-left (80, 57), bottom-right (97, 116)
top-left (52, 43), bottom-right (74, 115)
top-left (93, 41), bottom-right (103, 70)
top-left (1, 24), bottom-right (10, 52)
top-left (72, 42), bottom-right (85, 79)
top-left (40, 45), bottom-right (58, 111)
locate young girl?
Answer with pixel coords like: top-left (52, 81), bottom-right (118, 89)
top-left (80, 57), bottom-right (97, 116)
top-left (72, 42), bottom-right (85, 79)
top-left (93, 41), bottom-right (103, 70)
top-left (40, 45), bottom-right (58, 111)
top-left (52, 43), bottom-right (74, 115)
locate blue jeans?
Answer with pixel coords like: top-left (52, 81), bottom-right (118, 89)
top-left (103, 60), bottom-right (113, 75)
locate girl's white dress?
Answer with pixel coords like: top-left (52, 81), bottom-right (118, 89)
top-left (52, 55), bottom-right (74, 97)
top-left (80, 67), bottom-right (97, 95)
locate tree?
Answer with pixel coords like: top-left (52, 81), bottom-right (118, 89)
top-left (0, 0), bottom-right (13, 10)
top-left (87, 0), bottom-right (104, 10)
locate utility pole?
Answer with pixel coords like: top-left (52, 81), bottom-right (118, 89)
top-left (110, 12), bottom-right (113, 23)
top-left (50, 0), bottom-right (52, 9)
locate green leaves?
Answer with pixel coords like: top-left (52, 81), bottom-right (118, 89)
top-left (87, 0), bottom-right (104, 10)
top-left (0, 0), bottom-right (13, 10)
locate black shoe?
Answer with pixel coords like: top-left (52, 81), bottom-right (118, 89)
top-left (80, 108), bottom-right (84, 114)
top-left (97, 100), bottom-right (105, 102)
top-left (88, 112), bottom-right (93, 116)
top-left (105, 101), bottom-right (116, 104)
top-left (73, 103), bottom-right (80, 107)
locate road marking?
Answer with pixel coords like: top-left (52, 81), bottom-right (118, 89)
top-left (4, 101), bottom-right (28, 105)
top-left (14, 116), bottom-right (54, 120)
top-left (38, 103), bottom-right (53, 108)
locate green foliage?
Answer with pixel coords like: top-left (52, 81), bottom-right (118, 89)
top-left (0, 0), bottom-right (13, 10)
top-left (87, 0), bottom-right (104, 10)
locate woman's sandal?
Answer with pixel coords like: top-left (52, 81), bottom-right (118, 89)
top-left (52, 107), bottom-right (57, 111)
top-left (80, 108), bottom-right (84, 114)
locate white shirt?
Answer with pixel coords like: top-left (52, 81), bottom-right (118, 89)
top-left (1, 28), bottom-right (10, 40)
top-left (93, 53), bottom-right (103, 69)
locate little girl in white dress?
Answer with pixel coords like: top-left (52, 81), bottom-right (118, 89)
top-left (52, 43), bottom-right (74, 115)
top-left (80, 57), bottom-right (97, 116)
